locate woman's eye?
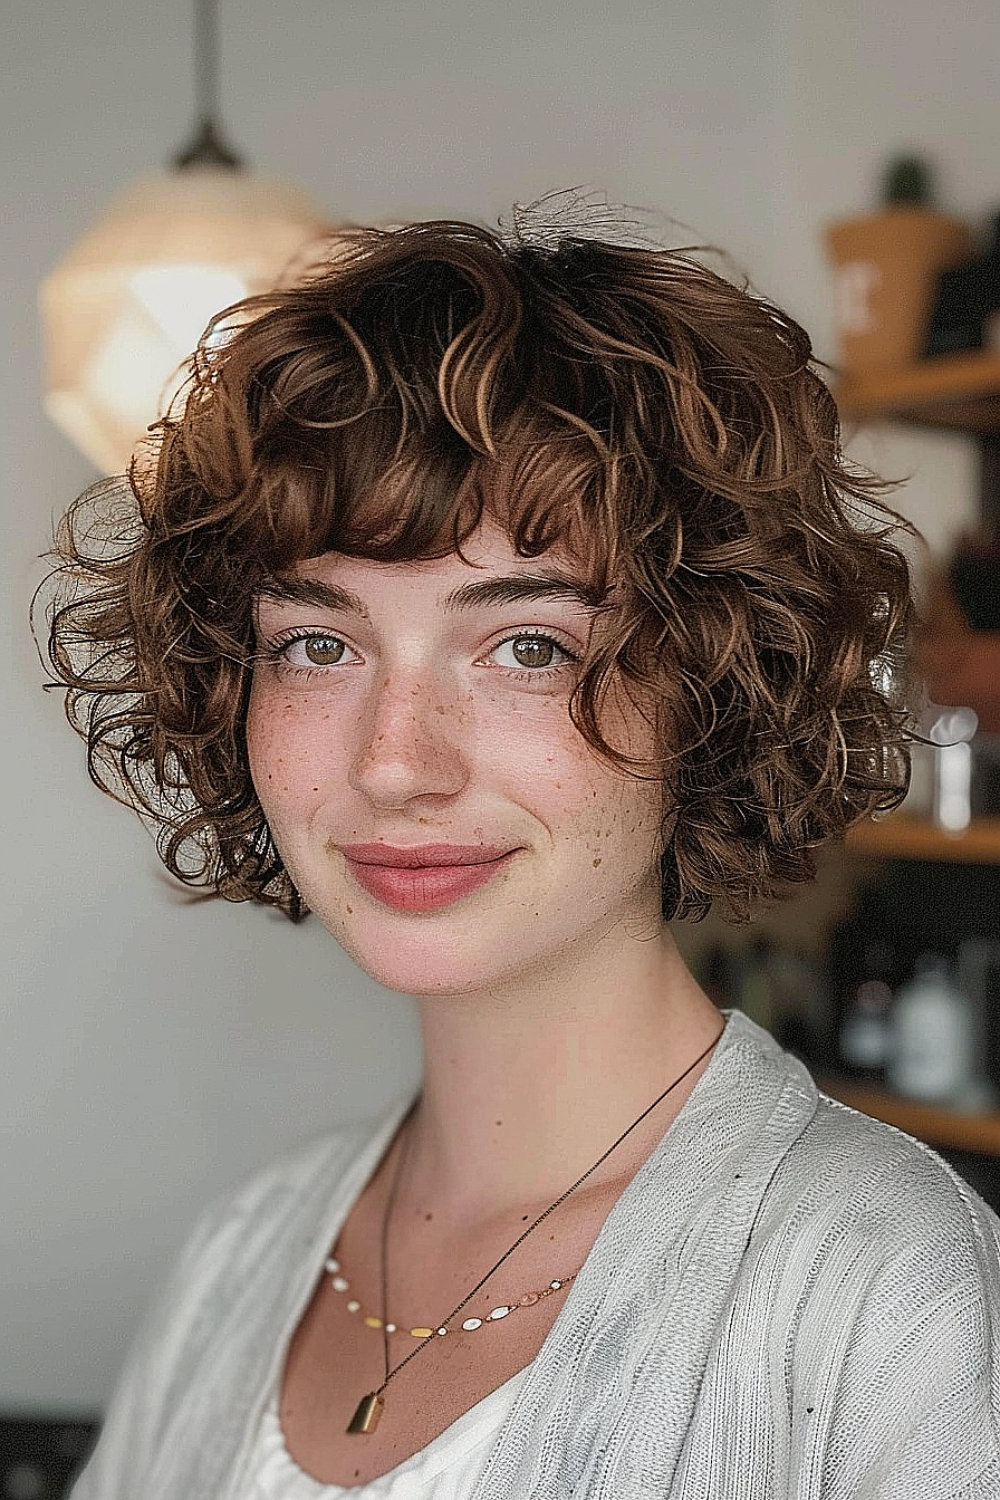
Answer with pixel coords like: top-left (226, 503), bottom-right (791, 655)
top-left (489, 634), bottom-right (576, 673)
top-left (279, 634), bottom-right (351, 668)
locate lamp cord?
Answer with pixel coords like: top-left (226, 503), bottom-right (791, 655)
top-left (173, 0), bottom-right (243, 170)
top-left (193, 0), bottom-right (219, 130)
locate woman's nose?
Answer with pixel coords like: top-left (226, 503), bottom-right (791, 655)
top-left (347, 669), bottom-right (471, 807)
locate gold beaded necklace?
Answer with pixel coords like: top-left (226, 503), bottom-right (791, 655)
top-left (325, 1253), bottom-right (581, 1339)
top-left (343, 1027), bottom-right (723, 1435)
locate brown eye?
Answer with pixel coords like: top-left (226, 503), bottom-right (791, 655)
top-left (292, 635), bottom-right (346, 666)
top-left (511, 636), bottom-right (557, 668)
top-left (489, 633), bottom-right (577, 677)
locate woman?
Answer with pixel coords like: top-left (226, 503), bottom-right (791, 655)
top-left (48, 206), bottom-right (999, 1498)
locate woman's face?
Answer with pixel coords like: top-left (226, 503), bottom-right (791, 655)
top-left (246, 518), bottom-right (667, 998)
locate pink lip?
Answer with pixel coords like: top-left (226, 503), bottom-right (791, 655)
top-left (339, 843), bottom-right (513, 868)
top-left (340, 846), bottom-right (517, 913)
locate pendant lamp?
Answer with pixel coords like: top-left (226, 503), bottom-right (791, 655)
top-left (39, 0), bottom-right (329, 475)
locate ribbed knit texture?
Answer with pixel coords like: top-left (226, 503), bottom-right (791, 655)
top-left (68, 1011), bottom-right (1000, 1499)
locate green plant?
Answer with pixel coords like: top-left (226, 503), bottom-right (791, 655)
top-left (881, 153), bottom-right (933, 207)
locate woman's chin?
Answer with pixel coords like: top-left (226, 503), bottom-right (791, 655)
top-left (353, 953), bottom-right (504, 999)
top-left (324, 919), bottom-right (509, 998)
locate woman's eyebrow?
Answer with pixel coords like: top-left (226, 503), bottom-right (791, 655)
top-left (256, 572), bottom-right (605, 618)
top-left (447, 573), bottom-right (606, 611)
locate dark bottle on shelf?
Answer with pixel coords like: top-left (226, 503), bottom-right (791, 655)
top-left (925, 209), bottom-right (1000, 357)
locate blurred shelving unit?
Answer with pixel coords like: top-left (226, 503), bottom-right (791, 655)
top-left (835, 347), bottom-right (1000, 529)
top-left (836, 348), bottom-right (1000, 435)
top-left (835, 348), bottom-right (1000, 870)
top-left (831, 354), bottom-right (1000, 1179)
top-left (845, 815), bottom-right (1000, 863)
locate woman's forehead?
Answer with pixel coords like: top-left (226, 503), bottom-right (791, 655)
top-left (292, 515), bottom-right (569, 578)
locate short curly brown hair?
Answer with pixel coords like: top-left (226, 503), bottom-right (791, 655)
top-left (45, 213), bottom-right (915, 924)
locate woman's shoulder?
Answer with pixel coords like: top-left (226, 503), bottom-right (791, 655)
top-left (806, 1085), bottom-right (998, 1237)
top-left (67, 1102), bottom-right (415, 1499)
top-left (721, 1013), bottom-right (1000, 1257)
top-left (152, 1096), bottom-right (414, 1318)
top-left (196, 1096), bottom-right (413, 1246)
top-left (777, 1093), bottom-right (1000, 1482)
top-left (748, 1073), bottom-right (1000, 1314)
top-left (662, 1032), bottom-right (1000, 1494)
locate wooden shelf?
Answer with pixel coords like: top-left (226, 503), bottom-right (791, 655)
top-left (818, 1075), bottom-right (1000, 1156)
top-left (845, 815), bottom-right (1000, 862)
top-left (836, 350), bottom-right (1000, 436)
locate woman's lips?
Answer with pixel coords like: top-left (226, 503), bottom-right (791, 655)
top-left (339, 843), bottom-right (512, 867)
top-left (343, 851), bottom-right (516, 912)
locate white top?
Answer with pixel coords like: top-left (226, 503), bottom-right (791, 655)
top-left (68, 1011), bottom-right (1000, 1500)
top-left (247, 1370), bottom-right (531, 1500)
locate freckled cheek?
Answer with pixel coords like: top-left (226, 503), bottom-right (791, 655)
top-left (567, 759), bottom-right (666, 877)
top-left (245, 687), bottom-right (343, 814)
top-left (506, 736), bottom-right (612, 838)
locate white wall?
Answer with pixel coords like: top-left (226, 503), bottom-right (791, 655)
top-left (2, 0), bottom-right (993, 1409)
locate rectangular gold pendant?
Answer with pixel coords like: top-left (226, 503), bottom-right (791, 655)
top-left (347, 1392), bottom-right (384, 1435)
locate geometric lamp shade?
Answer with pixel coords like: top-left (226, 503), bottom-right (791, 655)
top-left (39, 166), bottom-right (330, 475)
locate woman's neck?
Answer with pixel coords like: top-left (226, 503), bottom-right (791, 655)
top-left (398, 925), bottom-right (723, 1235)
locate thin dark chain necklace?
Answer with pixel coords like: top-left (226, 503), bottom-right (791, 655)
top-left (346, 1026), bottom-right (723, 1434)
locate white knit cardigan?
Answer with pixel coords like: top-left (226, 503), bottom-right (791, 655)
top-left (69, 1011), bottom-right (1000, 1499)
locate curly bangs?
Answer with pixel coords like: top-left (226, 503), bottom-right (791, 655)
top-left (45, 213), bottom-right (916, 922)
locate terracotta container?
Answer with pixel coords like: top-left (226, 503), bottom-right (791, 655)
top-left (825, 206), bottom-right (973, 375)
top-left (914, 568), bottom-right (1000, 735)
